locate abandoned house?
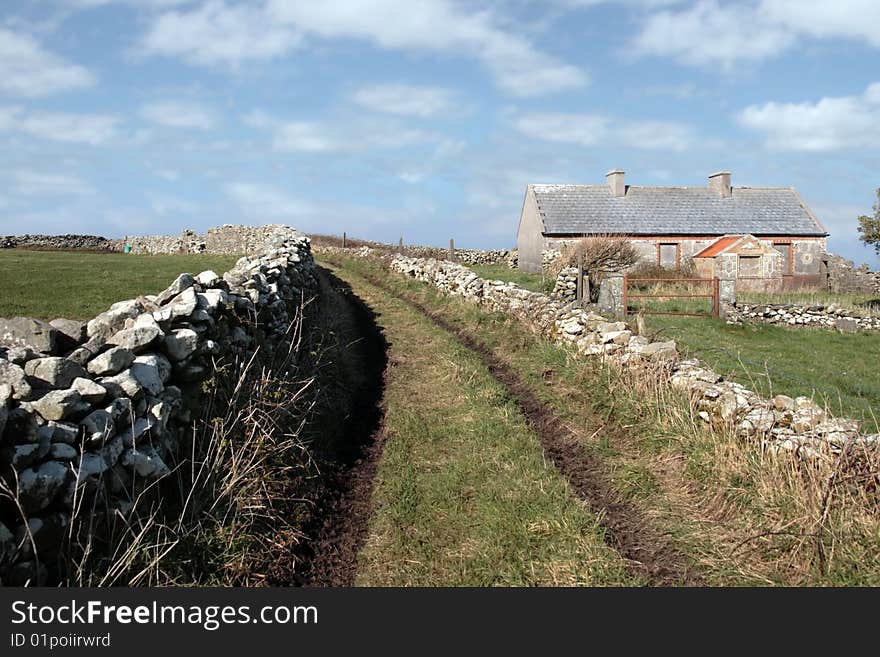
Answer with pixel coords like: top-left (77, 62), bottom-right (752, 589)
top-left (516, 169), bottom-right (828, 289)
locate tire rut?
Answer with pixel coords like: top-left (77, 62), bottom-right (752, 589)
top-left (349, 266), bottom-right (703, 586)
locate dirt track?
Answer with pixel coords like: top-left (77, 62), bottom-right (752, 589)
top-left (331, 262), bottom-right (703, 586)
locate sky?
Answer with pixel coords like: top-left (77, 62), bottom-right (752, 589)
top-left (0, 0), bottom-right (878, 266)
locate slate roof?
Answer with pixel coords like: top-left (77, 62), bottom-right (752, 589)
top-left (530, 184), bottom-right (827, 236)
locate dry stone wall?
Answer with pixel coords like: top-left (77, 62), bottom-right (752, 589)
top-left (826, 254), bottom-right (880, 295)
top-left (1, 235), bottom-right (122, 251)
top-left (379, 253), bottom-right (877, 463)
top-left (0, 226), bottom-right (317, 585)
top-left (726, 302), bottom-right (880, 332)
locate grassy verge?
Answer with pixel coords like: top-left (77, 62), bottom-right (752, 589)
top-left (333, 255), bottom-right (880, 585)
top-left (323, 259), bottom-right (639, 586)
top-left (0, 250), bottom-right (239, 320)
top-left (645, 316), bottom-right (880, 424)
top-left (468, 263), bottom-right (554, 294)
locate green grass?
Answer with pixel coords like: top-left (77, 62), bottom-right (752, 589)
top-left (0, 250), bottom-right (239, 320)
top-left (324, 258), bottom-right (638, 586)
top-left (468, 263), bottom-right (555, 294)
top-left (647, 316), bottom-right (880, 423)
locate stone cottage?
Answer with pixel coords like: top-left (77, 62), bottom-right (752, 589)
top-left (516, 169), bottom-right (828, 288)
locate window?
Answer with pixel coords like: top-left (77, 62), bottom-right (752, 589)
top-left (773, 242), bottom-right (792, 274)
top-left (738, 255), bottom-right (761, 278)
top-left (658, 243), bottom-right (678, 268)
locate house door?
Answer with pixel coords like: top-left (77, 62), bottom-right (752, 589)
top-left (659, 243), bottom-right (678, 268)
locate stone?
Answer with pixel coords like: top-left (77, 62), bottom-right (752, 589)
top-left (121, 447), bottom-right (170, 478)
top-left (80, 409), bottom-right (114, 443)
top-left (45, 421), bottom-right (79, 444)
top-left (0, 521), bottom-right (14, 560)
top-left (156, 273), bottom-right (195, 305)
top-left (24, 357), bottom-right (88, 389)
top-left (134, 353), bottom-right (172, 383)
top-left (30, 389), bottom-right (88, 421)
top-left (834, 317), bottom-right (859, 334)
top-left (0, 317), bottom-right (58, 354)
top-left (1, 440), bottom-right (50, 469)
top-left (195, 270), bottom-right (221, 287)
top-left (86, 299), bottom-right (142, 340)
top-left (101, 368), bottom-right (143, 398)
top-left (163, 329), bottom-right (199, 361)
top-left (106, 315), bottom-right (162, 353)
top-left (77, 453), bottom-right (108, 480)
top-left (129, 361), bottom-right (163, 396)
top-left (17, 460), bottom-right (70, 513)
top-left (153, 287), bottom-right (198, 322)
top-left (0, 360), bottom-right (33, 400)
top-left (87, 346), bottom-right (135, 376)
top-left (48, 443), bottom-right (78, 461)
top-left (640, 340), bottom-right (678, 361)
top-left (4, 346), bottom-right (37, 365)
top-left (772, 394), bottom-right (795, 411)
top-left (71, 377), bottom-right (107, 403)
top-left (118, 416), bottom-right (155, 448)
top-left (0, 404), bottom-right (7, 440)
top-left (49, 318), bottom-right (86, 352)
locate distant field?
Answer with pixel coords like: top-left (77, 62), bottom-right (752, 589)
top-left (468, 263), bottom-right (554, 294)
top-left (647, 315), bottom-right (880, 423)
top-left (0, 250), bottom-right (239, 320)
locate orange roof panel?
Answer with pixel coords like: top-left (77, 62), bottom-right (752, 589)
top-left (694, 235), bottom-right (741, 258)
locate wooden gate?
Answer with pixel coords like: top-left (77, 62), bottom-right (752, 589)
top-left (623, 277), bottom-right (720, 319)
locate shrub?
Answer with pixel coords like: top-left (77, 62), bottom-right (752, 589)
top-left (549, 236), bottom-right (640, 302)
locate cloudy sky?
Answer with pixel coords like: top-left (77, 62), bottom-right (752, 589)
top-left (1, 0), bottom-right (878, 265)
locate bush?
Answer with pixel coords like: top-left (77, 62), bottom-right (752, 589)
top-left (628, 258), bottom-right (696, 280)
top-left (549, 236), bottom-right (640, 302)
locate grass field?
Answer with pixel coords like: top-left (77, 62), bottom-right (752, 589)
top-left (0, 250), bottom-right (239, 320)
top-left (468, 263), bottom-right (553, 294)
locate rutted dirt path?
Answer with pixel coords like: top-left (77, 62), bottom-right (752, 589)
top-left (330, 260), bottom-right (703, 586)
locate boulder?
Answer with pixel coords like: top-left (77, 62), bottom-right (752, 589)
top-left (0, 317), bottom-right (58, 354)
top-left (0, 359), bottom-right (33, 400)
top-left (86, 346), bottom-right (135, 376)
top-left (152, 287), bottom-right (198, 322)
top-left (163, 329), bottom-right (199, 361)
top-left (106, 315), bottom-right (162, 353)
top-left (47, 442), bottom-right (77, 461)
top-left (129, 361), bottom-right (163, 396)
top-left (86, 299), bottom-right (142, 341)
top-left (100, 368), bottom-right (142, 398)
top-left (640, 340), bottom-right (678, 361)
top-left (134, 353), bottom-right (172, 383)
top-left (155, 273), bottom-right (195, 305)
top-left (17, 460), bottom-right (70, 513)
top-left (24, 357), bottom-right (88, 389)
top-left (195, 270), bottom-right (220, 287)
top-left (49, 318), bottom-right (86, 352)
top-left (30, 389), bottom-right (88, 421)
top-left (71, 377), bottom-right (107, 404)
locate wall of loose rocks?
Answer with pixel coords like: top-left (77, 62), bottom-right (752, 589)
top-left (1, 235), bottom-right (122, 251)
top-left (726, 302), bottom-right (880, 332)
top-left (123, 224), bottom-right (299, 255)
top-left (0, 226), bottom-right (317, 585)
top-left (381, 253), bottom-right (877, 463)
top-left (826, 254), bottom-right (880, 295)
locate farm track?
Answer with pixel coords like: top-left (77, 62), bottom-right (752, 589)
top-left (325, 258), bottom-right (703, 586)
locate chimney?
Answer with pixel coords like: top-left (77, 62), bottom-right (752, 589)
top-left (708, 170), bottom-right (732, 198)
top-left (606, 169), bottom-right (626, 197)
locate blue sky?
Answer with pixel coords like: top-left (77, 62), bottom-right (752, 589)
top-left (1, 0), bottom-right (878, 265)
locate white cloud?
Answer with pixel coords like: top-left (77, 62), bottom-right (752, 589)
top-left (7, 170), bottom-right (94, 197)
top-left (225, 182), bottom-right (315, 218)
top-left (0, 107), bottom-right (119, 144)
top-left (139, 1), bottom-right (303, 67)
top-left (0, 28), bottom-right (95, 97)
top-left (243, 109), bottom-right (435, 153)
top-left (632, 0), bottom-right (794, 70)
top-left (512, 111), bottom-right (694, 150)
top-left (140, 99), bottom-right (217, 130)
top-left (140, 0), bottom-right (586, 96)
top-left (352, 84), bottom-right (461, 118)
top-left (738, 82), bottom-right (880, 151)
top-left (760, 0), bottom-right (880, 47)
top-left (150, 194), bottom-right (200, 216)
top-left (632, 0), bottom-right (880, 69)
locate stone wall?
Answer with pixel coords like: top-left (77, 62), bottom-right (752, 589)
top-left (0, 226), bottom-right (317, 585)
top-left (123, 224), bottom-right (298, 255)
top-left (380, 252), bottom-right (876, 462)
top-left (826, 254), bottom-right (880, 295)
top-left (726, 302), bottom-right (880, 331)
top-left (1, 235), bottom-right (122, 251)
